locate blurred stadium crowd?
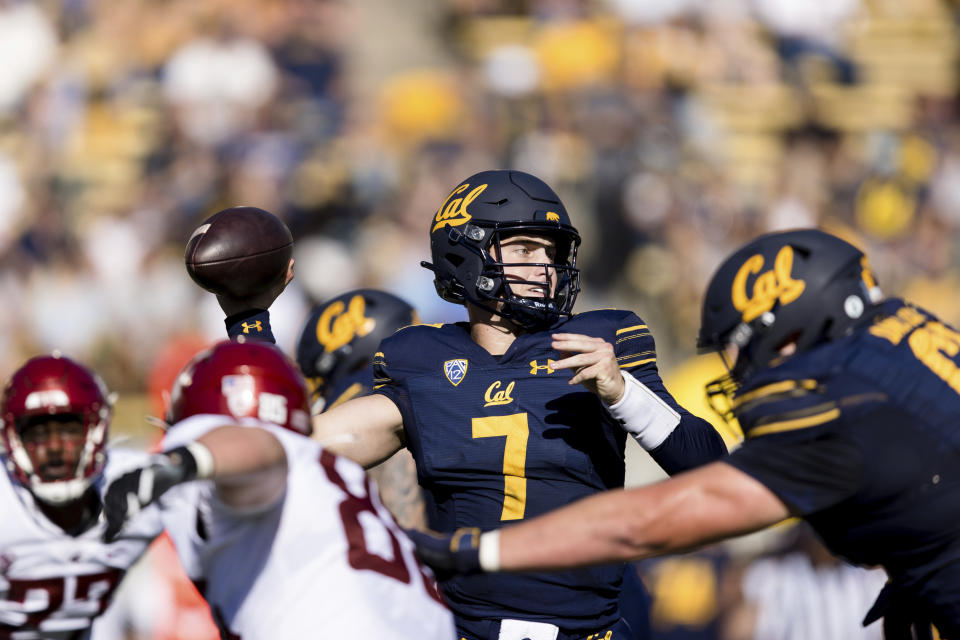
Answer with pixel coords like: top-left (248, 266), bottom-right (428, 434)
top-left (1, 0), bottom-right (955, 638)
top-left (0, 0), bottom-right (958, 407)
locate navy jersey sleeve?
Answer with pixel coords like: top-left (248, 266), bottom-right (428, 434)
top-left (371, 334), bottom-right (413, 424)
top-left (726, 429), bottom-right (863, 514)
top-left (614, 316), bottom-right (727, 473)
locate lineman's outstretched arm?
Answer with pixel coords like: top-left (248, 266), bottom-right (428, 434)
top-left (495, 462), bottom-right (787, 570)
top-left (411, 462), bottom-right (789, 574)
top-left (311, 393), bottom-right (405, 469)
top-left (104, 425), bottom-right (289, 540)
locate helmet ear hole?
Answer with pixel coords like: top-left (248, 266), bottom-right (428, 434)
top-left (774, 330), bottom-right (803, 355)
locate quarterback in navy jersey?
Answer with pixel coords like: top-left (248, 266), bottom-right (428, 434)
top-left (313, 170), bottom-right (725, 639)
top-left (410, 229), bottom-right (960, 639)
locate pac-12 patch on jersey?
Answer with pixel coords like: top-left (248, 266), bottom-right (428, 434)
top-left (443, 359), bottom-right (468, 386)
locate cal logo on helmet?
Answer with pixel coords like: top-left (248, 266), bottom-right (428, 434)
top-left (316, 294), bottom-right (376, 353)
top-left (444, 359), bottom-right (468, 386)
top-left (432, 183), bottom-right (487, 233)
top-left (731, 245), bottom-right (805, 323)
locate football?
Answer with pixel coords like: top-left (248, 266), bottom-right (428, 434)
top-left (184, 206), bottom-right (293, 299)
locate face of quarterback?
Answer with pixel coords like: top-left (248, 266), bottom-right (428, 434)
top-left (494, 233), bottom-right (558, 300)
top-left (20, 415), bottom-right (86, 482)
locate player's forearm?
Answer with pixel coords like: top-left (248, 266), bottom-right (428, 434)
top-left (312, 394), bottom-right (404, 468)
top-left (491, 463), bottom-right (786, 572)
top-left (495, 485), bottom-right (686, 571)
top-left (190, 426), bottom-right (288, 509)
top-left (492, 462), bottom-right (790, 571)
top-left (195, 426), bottom-right (287, 477)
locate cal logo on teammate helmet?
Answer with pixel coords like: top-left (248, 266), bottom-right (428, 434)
top-left (296, 289), bottom-right (419, 403)
top-left (698, 228), bottom-right (882, 382)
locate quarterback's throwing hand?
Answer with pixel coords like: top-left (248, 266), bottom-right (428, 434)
top-left (405, 527), bottom-right (483, 581)
top-left (550, 333), bottom-right (625, 405)
top-left (103, 446), bottom-right (207, 541)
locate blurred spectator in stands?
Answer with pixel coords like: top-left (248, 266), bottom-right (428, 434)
top-left (162, 12), bottom-right (278, 148)
top-left (0, 0), bottom-right (58, 114)
top-left (750, 0), bottom-right (861, 84)
top-left (721, 524), bottom-right (886, 640)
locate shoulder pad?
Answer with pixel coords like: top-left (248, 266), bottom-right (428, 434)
top-left (736, 359), bottom-right (883, 439)
top-left (563, 308), bottom-right (648, 334)
top-left (734, 377), bottom-right (837, 438)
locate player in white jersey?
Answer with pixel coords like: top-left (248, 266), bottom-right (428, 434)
top-left (102, 340), bottom-right (454, 640)
top-left (0, 354), bottom-right (161, 640)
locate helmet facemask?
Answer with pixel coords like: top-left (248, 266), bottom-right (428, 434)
top-left (701, 312), bottom-right (778, 425)
top-left (427, 220), bottom-right (581, 331)
top-left (6, 403), bottom-right (110, 505)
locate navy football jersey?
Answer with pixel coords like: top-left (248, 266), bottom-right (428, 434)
top-left (727, 299), bottom-right (960, 632)
top-left (374, 309), bottom-right (721, 630)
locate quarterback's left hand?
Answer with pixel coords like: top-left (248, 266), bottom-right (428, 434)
top-left (405, 527), bottom-right (483, 581)
top-left (103, 446), bottom-right (204, 541)
top-left (551, 333), bottom-right (625, 405)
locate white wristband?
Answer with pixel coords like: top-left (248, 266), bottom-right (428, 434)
top-left (185, 441), bottom-right (216, 479)
top-left (603, 371), bottom-right (680, 450)
top-left (478, 530), bottom-right (501, 572)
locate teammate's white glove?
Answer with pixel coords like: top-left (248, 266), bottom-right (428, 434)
top-left (103, 443), bottom-right (213, 541)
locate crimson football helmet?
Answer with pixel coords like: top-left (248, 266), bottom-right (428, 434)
top-left (1, 355), bottom-right (112, 504)
top-left (421, 170), bottom-right (581, 330)
top-left (168, 340), bottom-right (312, 435)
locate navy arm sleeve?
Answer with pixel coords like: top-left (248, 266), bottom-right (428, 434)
top-left (637, 371), bottom-right (728, 473)
top-left (614, 318), bottom-right (727, 474)
top-left (224, 309), bottom-right (276, 343)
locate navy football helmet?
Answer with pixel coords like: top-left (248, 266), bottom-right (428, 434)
top-left (698, 229), bottom-right (883, 419)
top-left (421, 170), bottom-right (581, 330)
top-left (296, 289), bottom-right (418, 407)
